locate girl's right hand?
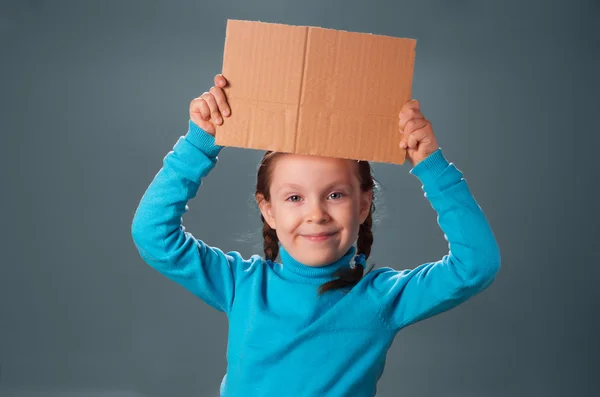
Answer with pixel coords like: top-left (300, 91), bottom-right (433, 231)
top-left (189, 74), bottom-right (231, 136)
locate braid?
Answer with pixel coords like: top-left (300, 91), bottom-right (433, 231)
top-left (262, 215), bottom-right (279, 261)
top-left (316, 262), bottom-right (365, 296)
top-left (317, 206), bottom-right (374, 296)
top-left (357, 210), bottom-right (374, 259)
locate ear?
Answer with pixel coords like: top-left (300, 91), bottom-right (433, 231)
top-left (256, 193), bottom-right (276, 230)
top-left (359, 189), bottom-right (373, 224)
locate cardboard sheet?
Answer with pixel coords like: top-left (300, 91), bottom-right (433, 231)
top-left (215, 19), bottom-right (416, 164)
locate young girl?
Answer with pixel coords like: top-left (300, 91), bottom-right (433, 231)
top-left (131, 74), bottom-right (501, 396)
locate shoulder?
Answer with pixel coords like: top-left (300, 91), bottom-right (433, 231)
top-left (195, 240), bottom-right (267, 278)
top-left (222, 247), bottom-right (269, 279)
top-left (362, 265), bottom-right (422, 295)
top-left (363, 266), bottom-right (411, 281)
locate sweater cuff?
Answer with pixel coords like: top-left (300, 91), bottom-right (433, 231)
top-left (409, 148), bottom-right (449, 186)
top-left (184, 119), bottom-right (224, 158)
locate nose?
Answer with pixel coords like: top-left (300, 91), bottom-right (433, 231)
top-left (306, 201), bottom-right (330, 224)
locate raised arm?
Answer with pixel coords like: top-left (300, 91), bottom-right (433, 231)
top-left (131, 75), bottom-right (247, 313)
top-left (371, 148), bottom-right (501, 331)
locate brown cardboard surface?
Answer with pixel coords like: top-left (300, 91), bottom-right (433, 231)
top-left (215, 19), bottom-right (416, 164)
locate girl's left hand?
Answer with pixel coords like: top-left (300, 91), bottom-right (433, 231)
top-left (398, 99), bottom-right (439, 167)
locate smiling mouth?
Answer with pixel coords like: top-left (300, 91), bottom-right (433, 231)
top-left (302, 232), bottom-right (337, 242)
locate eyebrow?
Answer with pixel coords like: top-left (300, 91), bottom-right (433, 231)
top-left (276, 182), bottom-right (354, 194)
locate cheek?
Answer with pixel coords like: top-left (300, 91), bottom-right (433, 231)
top-left (273, 205), bottom-right (303, 230)
top-left (332, 201), bottom-right (360, 224)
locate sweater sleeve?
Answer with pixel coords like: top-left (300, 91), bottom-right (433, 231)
top-left (370, 149), bottom-right (501, 331)
top-left (131, 120), bottom-right (248, 313)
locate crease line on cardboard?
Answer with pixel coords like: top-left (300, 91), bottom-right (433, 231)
top-left (227, 96), bottom-right (399, 118)
top-left (292, 27), bottom-right (310, 154)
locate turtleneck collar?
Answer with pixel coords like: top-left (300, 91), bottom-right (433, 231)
top-left (273, 245), bottom-right (357, 283)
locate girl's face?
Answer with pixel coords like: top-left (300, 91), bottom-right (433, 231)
top-left (258, 154), bottom-right (372, 267)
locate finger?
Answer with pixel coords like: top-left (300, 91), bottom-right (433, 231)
top-left (202, 91), bottom-right (222, 125)
top-left (399, 99), bottom-right (421, 116)
top-left (399, 105), bottom-right (423, 121)
top-left (400, 127), bottom-right (429, 150)
top-left (405, 99), bottom-right (420, 111)
top-left (398, 108), bottom-right (425, 131)
top-left (198, 98), bottom-right (211, 120)
top-left (407, 132), bottom-right (419, 149)
top-left (399, 120), bottom-right (428, 149)
top-left (403, 118), bottom-right (429, 136)
top-left (214, 74), bottom-right (227, 88)
top-left (210, 85), bottom-right (231, 117)
top-left (190, 96), bottom-right (210, 120)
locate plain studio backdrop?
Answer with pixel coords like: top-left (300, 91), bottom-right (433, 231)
top-left (1, 0), bottom-right (598, 396)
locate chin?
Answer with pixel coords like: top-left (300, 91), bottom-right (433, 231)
top-left (288, 234), bottom-right (350, 266)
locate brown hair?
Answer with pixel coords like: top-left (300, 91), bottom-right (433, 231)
top-left (255, 151), bottom-right (376, 295)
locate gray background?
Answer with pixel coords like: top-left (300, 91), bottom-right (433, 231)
top-left (1, 0), bottom-right (598, 396)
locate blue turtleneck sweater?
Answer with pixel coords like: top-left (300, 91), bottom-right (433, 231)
top-left (131, 120), bottom-right (501, 397)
